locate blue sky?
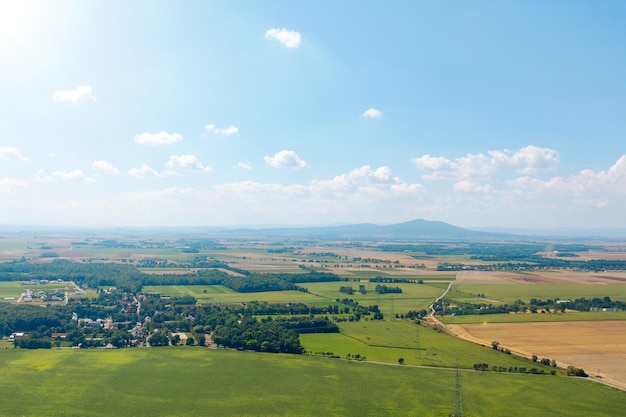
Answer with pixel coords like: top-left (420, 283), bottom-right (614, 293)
top-left (1, 1), bottom-right (625, 228)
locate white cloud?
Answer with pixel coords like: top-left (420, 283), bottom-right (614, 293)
top-left (36, 169), bottom-right (95, 184)
top-left (453, 180), bottom-right (495, 194)
top-left (0, 178), bottom-right (27, 192)
top-left (508, 155), bottom-right (626, 200)
top-left (264, 150), bottom-right (309, 169)
top-left (166, 154), bottom-right (212, 173)
top-left (204, 124), bottom-right (239, 136)
top-left (234, 162), bottom-right (253, 170)
top-left (52, 85), bottom-right (96, 103)
top-left (128, 164), bottom-right (170, 179)
top-left (265, 28), bottom-right (302, 48)
top-left (363, 108), bottom-right (382, 119)
top-left (134, 131), bottom-right (183, 145)
top-left (0, 147), bottom-right (29, 161)
top-left (92, 160), bottom-right (120, 175)
top-left (413, 145), bottom-right (560, 180)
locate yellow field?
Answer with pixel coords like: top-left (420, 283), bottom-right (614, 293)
top-left (448, 321), bottom-right (626, 389)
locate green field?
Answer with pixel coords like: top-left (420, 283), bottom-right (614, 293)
top-left (302, 320), bottom-right (538, 370)
top-left (0, 348), bottom-right (622, 417)
top-left (302, 281), bottom-right (446, 314)
top-left (0, 281), bottom-right (25, 302)
top-left (448, 283), bottom-right (626, 305)
top-left (143, 282), bottom-right (446, 314)
top-left (142, 285), bottom-right (324, 304)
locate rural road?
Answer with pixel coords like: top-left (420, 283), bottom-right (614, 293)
top-left (429, 272), bottom-right (458, 317)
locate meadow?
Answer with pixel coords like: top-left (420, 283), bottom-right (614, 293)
top-left (302, 319), bottom-right (538, 371)
top-left (448, 284), bottom-right (626, 305)
top-left (0, 347), bottom-right (623, 417)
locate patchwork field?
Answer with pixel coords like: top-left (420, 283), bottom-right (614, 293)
top-left (447, 321), bottom-right (626, 390)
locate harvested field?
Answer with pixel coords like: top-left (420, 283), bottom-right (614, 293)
top-left (448, 321), bottom-right (626, 389)
top-left (456, 270), bottom-right (626, 285)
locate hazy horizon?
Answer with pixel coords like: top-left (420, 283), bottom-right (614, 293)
top-left (2, 2), bottom-right (626, 229)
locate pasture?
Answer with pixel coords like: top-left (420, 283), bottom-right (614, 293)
top-left (448, 284), bottom-right (626, 305)
top-left (0, 281), bottom-right (25, 302)
top-left (0, 348), bottom-right (624, 417)
top-left (143, 281), bottom-right (447, 314)
top-left (302, 319), bottom-right (538, 371)
top-left (142, 285), bottom-right (323, 304)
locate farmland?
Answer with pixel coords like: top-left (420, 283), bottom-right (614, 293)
top-left (0, 348), bottom-right (625, 417)
top-left (2, 229), bottom-right (626, 415)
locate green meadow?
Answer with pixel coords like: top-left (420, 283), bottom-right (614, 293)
top-left (302, 319), bottom-right (537, 370)
top-left (447, 283), bottom-right (626, 305)
top-left (142, 285), bottom-right (323, 304)
top-left (0, 281), bottom-right (25, 301)
top-left (143, 282), bottom-right (446, 314)
top-left (0, 347), bottom-right (622, 417)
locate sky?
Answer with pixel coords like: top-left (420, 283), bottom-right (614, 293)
top-left (1, 1), bottom-right (626, 229)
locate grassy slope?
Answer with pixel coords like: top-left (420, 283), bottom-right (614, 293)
top-left (0, 347), bottom-right (622, 417)
top-left (302, 320), bottom-right (537, 370)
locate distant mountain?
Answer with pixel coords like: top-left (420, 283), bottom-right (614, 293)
top-left (227, 219), bottom-right (500, 240)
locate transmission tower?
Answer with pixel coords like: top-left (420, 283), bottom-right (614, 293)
top-left (450, 359), bottom-right (464, 417)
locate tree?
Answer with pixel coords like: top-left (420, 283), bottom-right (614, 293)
top-left (148, 332), bottom-right (169, 346)
top-left (398, 358), bottom-right (404, 365)
top-left (171, 334), bottom-right (181, 346)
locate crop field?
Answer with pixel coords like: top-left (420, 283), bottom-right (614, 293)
top-left (0, 281), bottom-right (26, 301)
top-left (440, 310), bottom-right (626, 324)
top-left (448, 270), bottom-right (626, 305)
top-left (302, 281), bottom-right (448, 314)
top-left (447, 320), bottom-right (626, 390)
top-left (302, 319), bottom-right (539, 370)
top-left (143, 285), bottom-right (323, 304)
top-left (0, 347), bottom-right (624, 417)
top-left (143, 281), bottom-right (447, 314)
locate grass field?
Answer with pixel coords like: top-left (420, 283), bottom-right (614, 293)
top-left (142, 285), bottom-right (324, 304)
top-left (0, 281), bottom-right (26, 301)
top-left (0, 348), bottom-right (623, 417)
top-left (143, 282), bottom-right (447, 314)
top-left (448, 283), bottom-right (626, 305)
top-left (301, 319), bottom-right (539, 371)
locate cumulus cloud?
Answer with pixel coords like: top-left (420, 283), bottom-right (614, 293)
top-left (134, 131), bottom-right (183, 145)
top-left (204, 124), bottom-right (239, 136)
top-left (508, 155), bottom-right (626, 200)
top-left (234, 162), bottom-right (253, 170)
top-left (36, 169), bottom-right (95, 184)
top-left (363, 108), bottom-right (382, 119)
top-left (52, 85), bottom-right (96, 103)
top-left (264, 150), bottom-right (309, 169)
top-left (265, 28), bottom-right (302, 48)
top-left (413, 145), bottom-right (560, 180)
top-left (92, 160), bottom-right (120, 175)
top-left (0, 147), bottom-right (29, 161)
top-left (128, 164), bottom-right (170, 179)
top-left (166, 154), bottom-right (212, 173)
top-left (453, 180), bottom-right (495, 194)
